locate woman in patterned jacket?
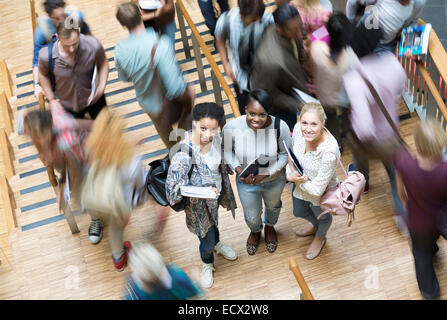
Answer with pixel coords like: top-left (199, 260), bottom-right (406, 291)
top-left (166, 102), bottom-right (237, 289)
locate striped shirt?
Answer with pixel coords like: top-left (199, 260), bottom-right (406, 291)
top-left (215, 8), bottom-right (274, 93)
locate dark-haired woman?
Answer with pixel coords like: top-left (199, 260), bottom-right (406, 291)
top-left (166, 102), bottom-right (237, 289)
top-left (310, 12), bottom-right (359, 145)
top-left (223, 89), bottom-right (292, 255)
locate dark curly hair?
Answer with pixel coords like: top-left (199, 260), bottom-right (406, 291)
top-left (192, 102), bottom-right (225, 125)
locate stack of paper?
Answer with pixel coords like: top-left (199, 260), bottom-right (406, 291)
top-left (180, 186), bottom-right (218, 199)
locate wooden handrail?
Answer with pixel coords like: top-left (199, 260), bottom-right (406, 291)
top-left (1, 174), bottom-right (17, 232)
top-left (30, 0), bottom-right (37, 36)
top-left (416, 61), bottom-right (447, 121)
top-left (289, 257), bottom-right (314, 300)
top-left (0, 91), bottom-right (13, 135)
top-left (0, 128), bottom-right (14, 178)
top-left (0, 59), bottom-right (13, 99)
top-left (175, 0), bottom-right (240, 118)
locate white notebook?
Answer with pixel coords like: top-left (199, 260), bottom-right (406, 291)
top-left (87, 65), bottom-right (98, 106)
top-left (180, 185), bottom-right (218, 199)
top-left (293, 88), bottom-right (320, 104)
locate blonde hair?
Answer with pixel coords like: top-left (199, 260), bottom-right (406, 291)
top-left (294, 0), bottom-right (321, 10)
top-left (129, 242), bottom-right (167, 287)
top-left (299, 102), bottom-right (326, 122)
top-left (414, 118), bottom-right (447, 160)
top-left (85, 109), bottom-right (136, 168)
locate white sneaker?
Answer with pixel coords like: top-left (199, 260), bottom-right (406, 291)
top-left (201, 263), bottom-right (215, 288)
top-left (88, 219), bottom-right (103, 244)
top-left (214, 241), bottom-right (238, 261)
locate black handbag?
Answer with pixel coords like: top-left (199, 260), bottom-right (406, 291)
top-left (146, 146), bottom-right (195, 212)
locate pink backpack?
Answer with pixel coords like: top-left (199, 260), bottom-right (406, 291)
top-left (317, 151), bottom-right (366, 226)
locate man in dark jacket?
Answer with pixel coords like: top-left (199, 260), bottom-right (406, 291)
top-left (251, 4), bottom-right (310, 130)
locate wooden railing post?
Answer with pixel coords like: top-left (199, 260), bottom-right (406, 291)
top-left (0, 128), bottom-right (14, 178)
top-left (0, 91), bottom-right (13, 135)
top-left (191, 34), bottom-right (207, 92)
top-left (289, 257), bottom-right (314, 300)
top-left (175, 0), bottom-right (240, 118)
top-left (0, 59), bottom-right (13, 99)
top-left (175, 2), bottom-right (191, 59)
top-left (211, 69), bottom-right (223, 107)
top-left (30, 0), bottom-right (37, 37)
top-left (1, 174), bottom-right (17, 232)
top-left (59, 177), bottom-right (80, 234)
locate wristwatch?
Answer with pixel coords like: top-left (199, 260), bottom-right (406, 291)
top-left (34, 81), bottom-right (40, 87)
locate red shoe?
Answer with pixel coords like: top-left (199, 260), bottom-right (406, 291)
top-left (113, 241), bottom-right (131, 272)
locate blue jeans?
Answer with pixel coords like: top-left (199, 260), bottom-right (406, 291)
top-left (197, 0), bottom-right (229, 36)
top-left (292, 185), bottom-right (332, 237)
top-left (198, 225), bottom-right (220, 264)
top-left (236, 175), bottom-right (286, 233)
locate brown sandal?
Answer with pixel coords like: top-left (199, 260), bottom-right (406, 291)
top-left (264, 225), bottom-right (278, 253)
top-left (246, 232), bottom-right (261, 255)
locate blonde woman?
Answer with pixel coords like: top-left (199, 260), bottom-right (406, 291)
top-left (393, 119), bottom-right (447, 300)
top-left (83, 109), bottom-right (148, 271)
top-left (286, 103), bottom-right (339, 260)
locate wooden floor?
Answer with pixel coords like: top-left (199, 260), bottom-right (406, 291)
top-left (0, 0), bottom-right (446, 300)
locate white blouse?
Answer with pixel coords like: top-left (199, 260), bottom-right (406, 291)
top-left (286, 124), bottom-right (339, 206)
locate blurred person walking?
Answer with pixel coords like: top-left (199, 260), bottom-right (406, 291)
top-left (38, 21), bottom-right (109, 132)
top-left (251, 4), bottom-right (311, 131)
top-left (81, 109), bottom-right (149, 271)
top-left (115, 2), bottom-right (194, 149)
top-left (132, 0), bottom-right (176, 46)
top-left (393, 119), bottom-right (447, 300)
top-left (198, 0), bottom-right (229, 37)
top-left (310, 12), bottom-right (359, 146)
top-left (123, 242), bottom-right (203, 300)
top-left (215, 0), bottom-right (273, 115)
top-left (38, 21), bottom-right (109, 243)
top-left (32, 0), bottom-right (92, 98)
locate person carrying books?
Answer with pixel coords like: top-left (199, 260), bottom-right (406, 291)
top-left (223, 89), bottom-right (292, 255)
top-left (32, 0), bottom-right (92, 99)
top-left (286, 102), bottom-right (339, 260)
top-left (166, 103), bottom-right (237, 289)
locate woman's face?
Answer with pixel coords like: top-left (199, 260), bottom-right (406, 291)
top-left (300, 111), bottom-right (324, 142)
top-left (245, 100), bottom-right (268, 130)
top-left (193, 117), bottom-right (219, 145)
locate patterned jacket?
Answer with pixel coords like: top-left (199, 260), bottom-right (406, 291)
top-left (166, 134), bottom-right (237, 238)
